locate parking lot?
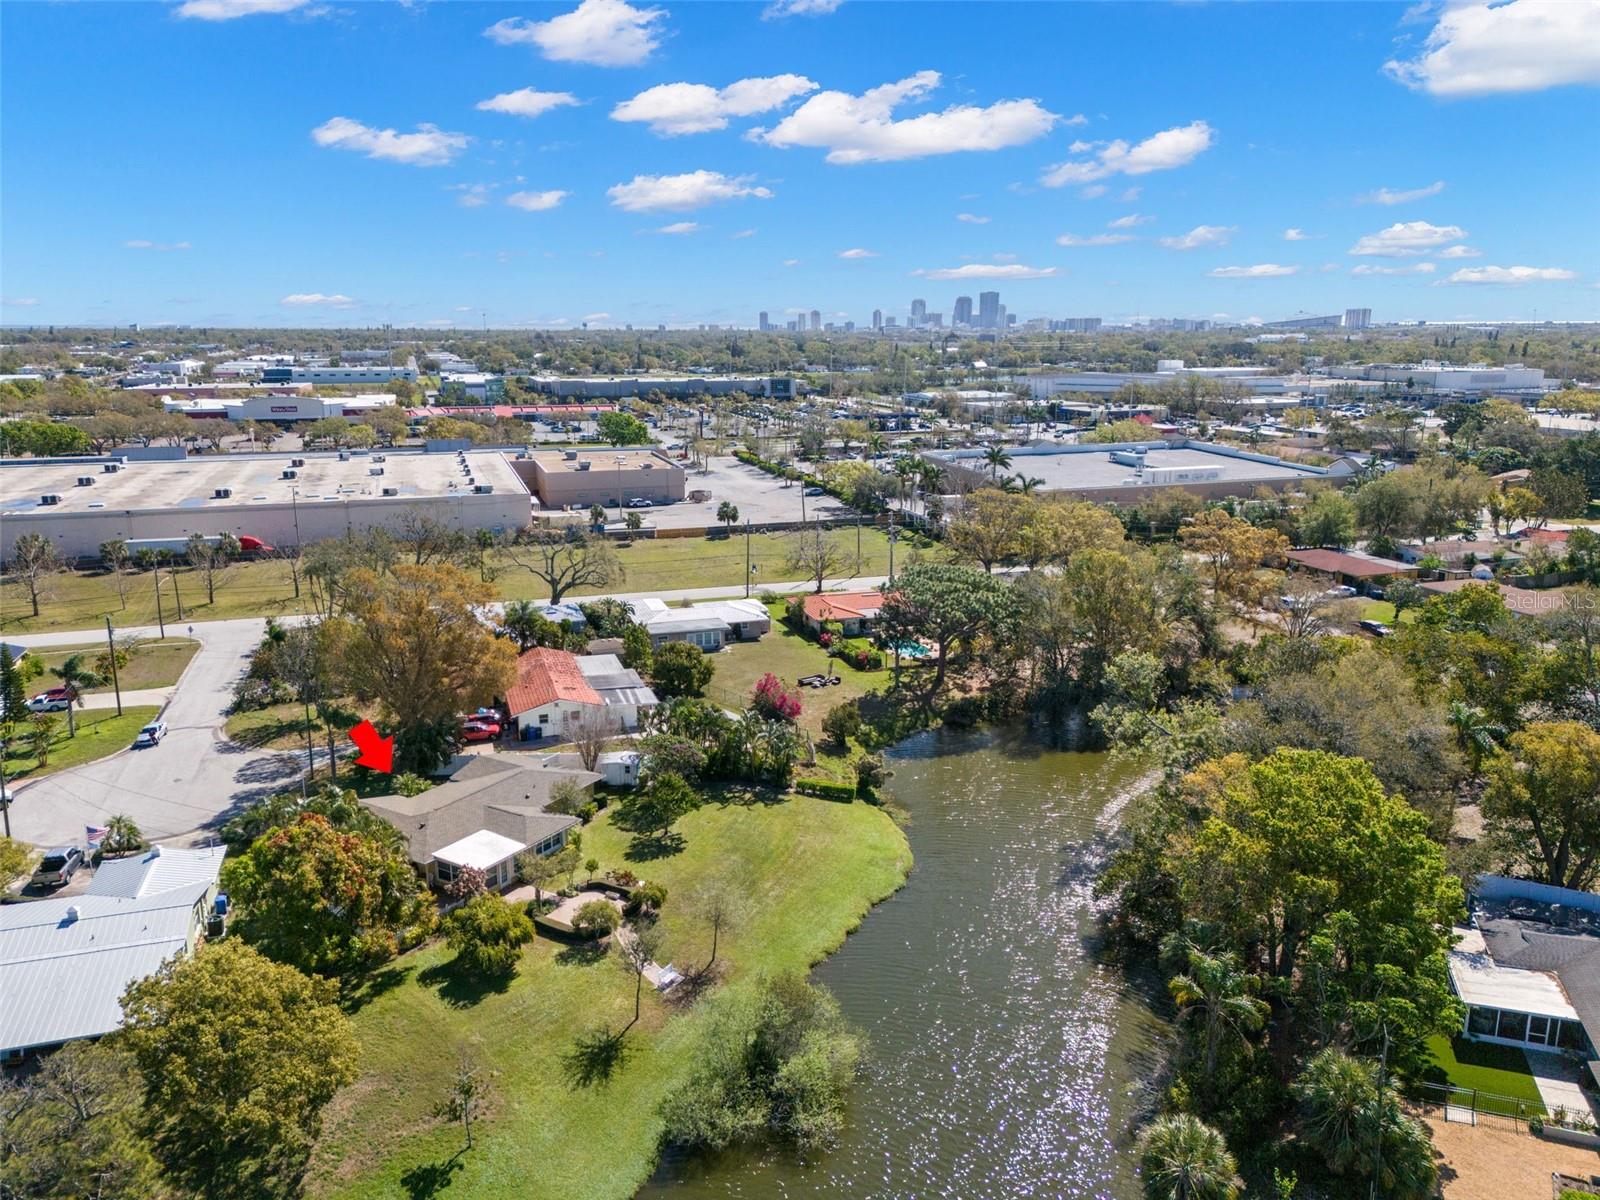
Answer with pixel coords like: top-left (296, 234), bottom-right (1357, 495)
top-left (544, 456), bottom-right (857, 531)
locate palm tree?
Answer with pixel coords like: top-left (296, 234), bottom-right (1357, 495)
top-left (1136, 1114), bottom-right (1242, 1200)
top-left (1018, 475), bottom-right (1045, 495)
top-left (1168, 949), bottom-right (1268, 1089)
top-left (102, 814), bottom-right (145, 857)
top-left (865, 433), bottom-right (887, 458)
top-left (716, 500), bottom-right (740, 531)
top-left (49, 653), bottom-right (103, 738)
top-left (1292, 1047), bottom-right (1375, 1177)
top-left (982, 445), bottom-right (1013, 482)
top-left (1446, 700), bottom-right (1505, 775)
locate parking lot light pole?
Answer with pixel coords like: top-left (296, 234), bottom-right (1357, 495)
top-left (745, 519), bottom-right (752, 598)
top-left (105, 616), bottom-right (122, 717)
top-left (154, 567), bottom-right (166, 638)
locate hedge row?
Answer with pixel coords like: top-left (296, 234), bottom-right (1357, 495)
top-left (792, 777), bottom-right (858, 801)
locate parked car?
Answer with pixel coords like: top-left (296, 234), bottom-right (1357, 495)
top-left (803, 486), bottom-right (825, 496)
top-left (1358, 619), bottom-right (1394, 638)
top-left (1326, 585), bottom-right (1358, 598)
top-left (26, 690), bottom-right (71, 713)
top-left (469, 707), bottom-right (503, 723)
top-left (460, 721), bottom-right (499, 743)
top-left (133, 720), bottom-right (168, 747)
top-left (29, 846), bottom-right (85, 889)
top-left (626, 497), bottom-right (654, 508)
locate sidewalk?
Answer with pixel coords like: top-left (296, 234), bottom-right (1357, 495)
top-left (1527, 1049), bottom-right (1595, 1120)
top-left (78, 687), bottom-right (173, 711)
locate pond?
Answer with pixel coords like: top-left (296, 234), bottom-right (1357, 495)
top-left (639, 726), bottom-right (1166, 1199)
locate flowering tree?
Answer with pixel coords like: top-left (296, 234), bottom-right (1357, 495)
top-left (751, 673), bottom-right (802, 723)
top-left (443, 865), bottom-right (488, 904)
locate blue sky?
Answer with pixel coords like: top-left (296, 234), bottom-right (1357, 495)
top-left (3, 0), bottom-right (1597, 329)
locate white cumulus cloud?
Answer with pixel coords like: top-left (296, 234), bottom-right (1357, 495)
top-left (612, 75), bottom-right (817, 136)
top-left (911, 263), bottom-right (1058, 281)
top-left (606, 170), bottom-right (773, 212)
top-left (1350, 262), bottom-right (1438, 276)
top-left (1056, 233), bottom-right (1135, 247)
top-left (124, 239), bottom-right (191, 251)
top-left (1108, 213), bottom-right (1152, 229)
top-left (281, 293), bottom-right (356, 307)
top-left (1438, 244), bottom-right (1481, 258)
top-left (651, 221), bottom-right (703, 235)
top-left (1349, 220), bottom-right (1465, 256)
top-left (476, 88), bottom-right (580, 119)
top-left (175, 0), bottom-right (311, 19)
top-left (2, 297), bottom-right (40, 307)
top-left (1041, 120), bottom-right (1214, 187)
top-left (956, 213), bottom-right (990, 224)
top-left (1359, 180), bottom-right (1446, 205)
top-left (1207, 264), bottom-right (1299, 278)
top-left (1283, 228), bottom-right (1310, 241)
top-left (506, 190), bottom-right (568, 211)
top-left (1446, 264), bottom-right (1579, 284)
top-left (751, 70), bottom-right (1057, 164)
top-left (1159, 224), bottom-right (1236, 251)
top-left (312, 117), bottom-right (468, 167)
top-left (1385, 0), bottom-right (1600, 96)
top-left (762, 0), bottom-right (844, 17)
top-left (837, 247), bottom-right (879, 258)
top-left (485, 0), bottom-right (665, 68)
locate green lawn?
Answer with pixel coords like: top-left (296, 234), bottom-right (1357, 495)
top-left (1357, 599), bottom-right (1421, 626)
top-left (306, 794), bottom-right (911, 1200)
top-left (3, 705), bottom-right (162, 782)
top-left (31, 637), bottom-right (200, 693)
top-left (1421, 1035), bottom-right (1546, 1116)
top-left (1, 530), bottom-right (912, 634)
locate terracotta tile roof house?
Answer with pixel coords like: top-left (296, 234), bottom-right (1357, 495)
top-left (506, 647), bottom-right (602, 715)
top-left (361, 755), bottom-right (597, 890)
top-left (1286, 548), bottom-right (1416, 582)
top-left (801, 591), bottom-right (886, 635)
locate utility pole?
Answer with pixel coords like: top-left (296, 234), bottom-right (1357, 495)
top-left (104, 617), bottom-right (122, 717)
top-left (154, 567), bottom-right (166, 638)
top-left (170, 564), bottom-right (185, 621)
top-left (887, 516), bottom-right (898, 585)
top-left (744, 519), bottom-right (752, 598)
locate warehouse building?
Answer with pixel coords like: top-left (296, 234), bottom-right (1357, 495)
top-left (510, 448), bottom-right (686, 510)
top-left (517, 374), bottom-right (795, 401)
top-left (161, 393), bottom-right (398, 423)
top-left (925, 439), bottom-right (1354, 504)
top-left (0, 448), bottom-right (531, 560)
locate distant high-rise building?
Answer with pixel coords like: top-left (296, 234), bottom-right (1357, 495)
top-left (910, 298), bottom-right (927, 326)
top-left (872, 309), bottom-right (883, 331)
top-left (953, 295), bottom-right (973, 326)
top-left (927, 313), bottom-right (944, 328)
top-left (998, 305), bottom-right (1009, 329)
top-left (1343, 308), bottom-right (1372, 330)
top-left (1057, 317), bottom-right (1101, 333)
top-left (758, 311), bottom-right (770, 332)
top-left (884, 316), bottom-right (898, 328)
top-left (809, 309), bottom-right (821, 331)
top-left (978, 291), bottom-right (1001, 328)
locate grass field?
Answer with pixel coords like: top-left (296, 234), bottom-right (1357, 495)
top-left (3, 705), bottom-right (161, 782)
top-left (1422, 1035), bottom-right (1546, 1115)
top-left (306, 794), bottom-right (911, 1200)
top-left (0, 529), bottom-right (914, 634)
top-left (30, 637), bottom-right (200, 693)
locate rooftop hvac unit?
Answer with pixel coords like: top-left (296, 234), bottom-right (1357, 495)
top-left (576, 460), bottom-right (591, 471)
top-left (369, 466), bottom-right (384, 476)
top-left (39, 494), bottom-right (61, 505)
top-left (372, 454), bottom-right (386, 463)
top-left (76, 476), bottom-right (94, 487)
top-left (474, 484), bottom-right (494, 494)
top-left (563, 449), bottom-right (579, 461)
top-left (282, 469), bottom-right (298, 480)
top-left (338, 451), bottom-right (350, 461)
top-left (102, 463), bottom-right (120, 473)
top-left (214, 487), bottom-right (232, 499)
top-left (291, 457), bottom-right (305, 467)
top-left (640, 463), bottom-right (652, 470)
top-left (381, 486), bottom-right (399, 497)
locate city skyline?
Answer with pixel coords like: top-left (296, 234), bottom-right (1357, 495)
top-left (2, 0), bottom-right (1598, 328)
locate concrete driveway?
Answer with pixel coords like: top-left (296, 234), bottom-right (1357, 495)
top-left (4, 618), bottom-right (314, 849)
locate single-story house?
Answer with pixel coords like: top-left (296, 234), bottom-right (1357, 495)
top-left (529, 748), bottom-right (642, 788)
top-left (0, 844), bottom-right (225, 1061)
top-left (1420, 577), bottom-right (1574, 618)
top-left (1397, 539), bottom-right (1524, 568)
top-left (632, 597), bottom-right (770, 651)
top-left (538, 602), bottom-right (587, 629)
top-left (504, 647), bottom-right (657, 739)
top-left (1284, 548), bottom-right (1417, 592)
top-left (1448, 876), bottom-right (1599, 1068)
top-left (802, 590), bottom-right (885, 636)
top-left (361, 755), bottom-right (598, 891)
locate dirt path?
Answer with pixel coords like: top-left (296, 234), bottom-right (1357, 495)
top-left (1419, 1110), bottom-right (1600, 1199)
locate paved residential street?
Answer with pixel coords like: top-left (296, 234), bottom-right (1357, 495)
top-left (5, 618), bottom-right (310, 849)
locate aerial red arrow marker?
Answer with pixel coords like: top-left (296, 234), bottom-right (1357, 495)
top-left (348, 720), bottom-right (394, 773)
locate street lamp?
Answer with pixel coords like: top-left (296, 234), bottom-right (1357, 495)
top-left (615, 454), bottom-right (626, 515)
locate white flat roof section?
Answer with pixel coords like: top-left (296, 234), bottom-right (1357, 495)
top-left (1450, 929), bottom-right (1580, 1021)
top-left (433, 829), bottom-right (526, 871)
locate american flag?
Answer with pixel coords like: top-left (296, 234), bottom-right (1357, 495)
top-left (85, 825), bottom-right (108, 850)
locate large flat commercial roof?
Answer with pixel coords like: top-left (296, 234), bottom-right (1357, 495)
top-left (524, 448), bottom-right (680, 475)
top-left (930, 440), bottom-right (1332, 494)
top-left (0, 450), bottom-right (529, 516)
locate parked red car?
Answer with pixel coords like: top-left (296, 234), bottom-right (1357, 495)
top-left (460, 720), bottom-right (500, 743)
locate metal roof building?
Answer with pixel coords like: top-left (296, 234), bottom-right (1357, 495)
top-left (0, 845), bottom-right (223, 1059)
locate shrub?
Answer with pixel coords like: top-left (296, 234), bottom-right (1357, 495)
top-left (854, 754), bottom-right (890, 795)
top-left (442, 866), bottom-right (488, 904)
top-left (443, 894), bottom-right (534, 976)
top-left (394, 773), bottom-right (431, 797)
top-left (610, 869), bottom-right (639, 887)
top-left (752, 673), bottom-right (802, 723)
top-left (793, 778), bottom-right (857, 801)
top-left (571, 899), bottom-right (621, 939)
top-left (821, 701), bottom-right (861, 750)
top-left (633, 881), bottom-right (668, 913)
